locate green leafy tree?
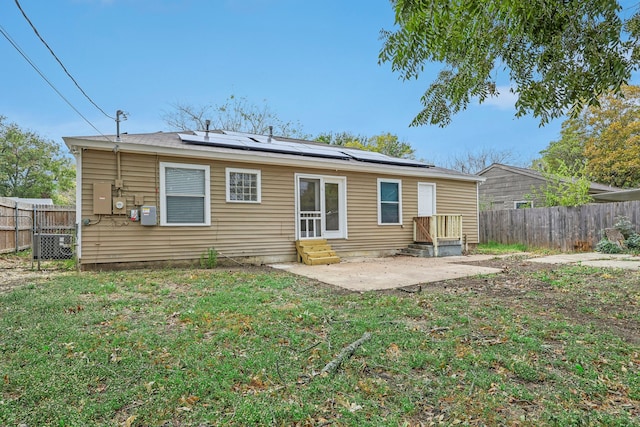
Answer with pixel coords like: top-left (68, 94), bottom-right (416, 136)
top-left (536, 85), bottom-right (640, 188)
top-left (163, 95), bottom-right (308, 138)
top-left (528, 161), bottom-right (593, 207)
top-left (0, 117), bottom-right (75, 203)
top-left (379, 0), bottom-right (640, 127)
top-left (315, 131), bottom-right (367, 147)
top-left (534, 117), bottom-right (588, 175)
top-left (583, 85), bottom-right (640, 188)
top-left (367, 133), bottom-right (415, 159)
top-left (316, 132), bottom-right (415, 159)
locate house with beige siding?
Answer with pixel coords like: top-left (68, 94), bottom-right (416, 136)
top-left (63, 130), bottom-right (483, 270)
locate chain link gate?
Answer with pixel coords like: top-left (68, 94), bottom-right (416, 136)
top-left (31, 205), bottom-right (76, 271)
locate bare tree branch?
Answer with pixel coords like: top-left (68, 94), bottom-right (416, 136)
top-left (320, 332), bottom-right (372, 375)
top-left (162, 95), bottom-right (308, 138)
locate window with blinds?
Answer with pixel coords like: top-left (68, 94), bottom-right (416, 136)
top-left (159, 162), bottom-right (210, 226)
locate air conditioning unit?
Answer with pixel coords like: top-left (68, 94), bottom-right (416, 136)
top-left (33, 234), bottom-right (74, 260)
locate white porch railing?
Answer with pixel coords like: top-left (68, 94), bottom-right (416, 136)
top-left (413, 214), bottom-right (463, 257)
top-left (299, 211), bottom-right (322, 238)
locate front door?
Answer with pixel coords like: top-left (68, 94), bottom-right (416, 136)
top-left (296, 175), bottom-right (346, 239)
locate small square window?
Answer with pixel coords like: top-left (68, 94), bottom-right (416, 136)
top-left (226, 168), bottom-right (261, 203)
top-left (515, 200), bottom-right (533, 209)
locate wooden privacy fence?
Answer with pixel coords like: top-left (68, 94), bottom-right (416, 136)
top-left (0, 197), bottom-right (75, 254)
top-left (479, 201), bottom-right (640, 251)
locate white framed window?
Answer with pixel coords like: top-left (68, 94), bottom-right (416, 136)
top-left (377, 178), bottom-right (402, 225)
top-left (514, 200), bottom-right (533, 209)
top-left (159, 162), bottom-right (210, 226)
top-left (226, 168), bottom-right (261, 203)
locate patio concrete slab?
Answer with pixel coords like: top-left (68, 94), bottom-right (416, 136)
top-left (271, 255), bottom-right (503, 291)
top-left (529, 253), bottom-right (640, 270)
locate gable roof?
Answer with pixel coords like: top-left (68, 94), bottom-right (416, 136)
top-left (478, 163), bottom-right (617, 193)
top-left (64, 130), bottom-right (484, 182)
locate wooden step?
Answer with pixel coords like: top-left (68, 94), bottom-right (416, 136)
top-left (307, 256), bottom-right (341, 265)
top-left (295, 239), bottom-right (341, 265)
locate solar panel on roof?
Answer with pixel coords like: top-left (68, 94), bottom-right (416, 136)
top-left (339, 147), bottom-right (432, 167)
top-left (224, 131), bottom-right (340, 156)
top-left (221, 130), bottom-right (272, 144)
top-left (180, 133), bottom-right (351, 160)
top-left (181, 132), bottom-right (432, 167)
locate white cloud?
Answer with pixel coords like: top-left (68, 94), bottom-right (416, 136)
top-left (481, 85), bottom-right (519, 110)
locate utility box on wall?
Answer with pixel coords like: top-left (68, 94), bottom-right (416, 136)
top-left (93, 182), bottom-right (111, 214)
top-left (112, 197), bottom-right (126, 215)
top-left (140, 205), bottom-right (157, 226)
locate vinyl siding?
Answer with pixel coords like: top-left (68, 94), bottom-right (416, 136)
top-left (479, 168), bottom-right (545, 210)
top-left (79, 149), bottom-right (479, 267)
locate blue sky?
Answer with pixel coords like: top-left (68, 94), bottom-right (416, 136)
top-left (0, 0), bottom-right (635, 166)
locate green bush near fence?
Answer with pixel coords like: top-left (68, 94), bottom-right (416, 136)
top-left (596, 216), bottom-right (640, 254)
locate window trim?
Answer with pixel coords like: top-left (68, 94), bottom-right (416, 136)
top-left (159, 162), bottom-right (210, 226)
top-left (225, 167), bottom-right (262, 203)
top-left (514, 200), bottom-right (533, 209)
top-left (377, 178), bottom-right (402, 225)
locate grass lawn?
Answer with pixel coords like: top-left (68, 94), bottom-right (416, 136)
top-left (0, 257), bottom-right (638, 426)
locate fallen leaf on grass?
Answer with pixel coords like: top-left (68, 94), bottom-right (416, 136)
top-left (179, 395), bottom-right (200, 406)
top-left (386, 343), bottom-right (401, 359)
top-left (124, 415), bottom-right (137, 427)
top-left (349, 402), bottom-right (363, 413)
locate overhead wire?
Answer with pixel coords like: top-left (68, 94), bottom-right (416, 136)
top-left (0, 23), bottom-right (111, 141)
top-left (14, 0), bottom-right (115, 121)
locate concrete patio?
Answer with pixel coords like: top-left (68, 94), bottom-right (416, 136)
top-left (271, 252), bottom-right (640, 292)
top-left (271, 254), bottom-right (503, 291)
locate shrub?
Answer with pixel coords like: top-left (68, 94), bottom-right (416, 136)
top-left (595, 239), bottom-right (622, 254)
top-left (614, 216), bottom-right (636, 239)
top-left (199, 247), bottom-right (218, 269)
top-left (625, 233), bottom-right (640, 250)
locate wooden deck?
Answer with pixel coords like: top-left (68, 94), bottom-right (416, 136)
top-left (412, 214), bottom-right (463, 257)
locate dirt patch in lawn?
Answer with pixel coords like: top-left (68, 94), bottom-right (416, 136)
top-left (0, 253), bottom-right (70, 294)
top-left (402, 255), bottom-right (640, 344)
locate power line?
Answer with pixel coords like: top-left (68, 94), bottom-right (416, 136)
top-left (0, 24), bottom-right (111, 141)
top-left (14, 0), bottom-right (115, 120)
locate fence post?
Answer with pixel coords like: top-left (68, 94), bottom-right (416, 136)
top-left (33, 205), bottom-right (39, 271)
top-left (14, 200), bottom-right (19, 253)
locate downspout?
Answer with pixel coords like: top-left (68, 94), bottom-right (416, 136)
top-left (74, 148), bottom-right (82, 263)
top-left (476, 181), bottom-right (480, 244)
top-left (116, 149), bottom-right (122, 197)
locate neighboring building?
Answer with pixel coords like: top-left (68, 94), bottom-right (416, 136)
top-left (64, 130), bottom-right (484, 269)
top-left (592, 188), bottom-right (640, 202)
top-left (6, 198), bottom-right (54, 205)
top-left (477, 163), bottom-right (617, 210)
